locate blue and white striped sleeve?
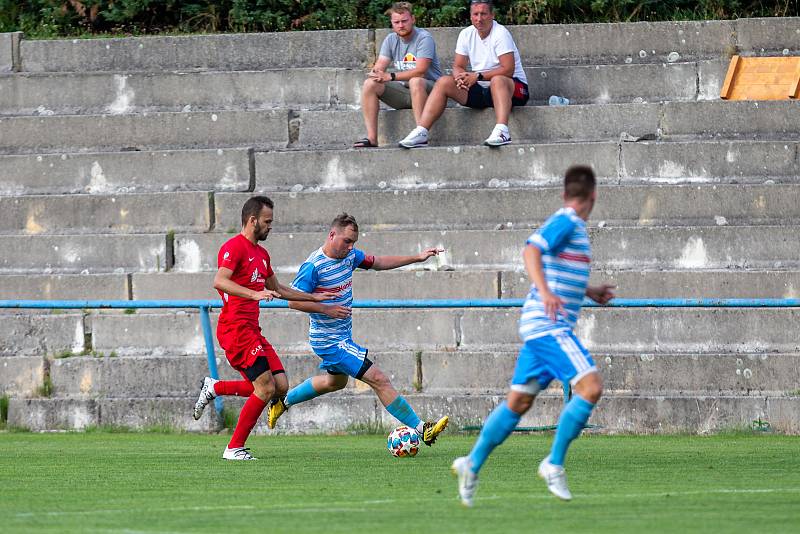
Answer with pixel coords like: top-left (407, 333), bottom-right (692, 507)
top-left (526, 214), bottom-right (575, 253)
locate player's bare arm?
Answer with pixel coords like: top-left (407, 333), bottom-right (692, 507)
top-left (452, 53), bottom-right (470, 89)
top-left (586, 284), bottom-right (616, 305)
top-left (523, 244), bottom-right (565, 321)
top-left (264, 274), bottom-right (338, 302)
top-left (371, 247), bottom-right (444, 270)
top-left (214, 266), bottom-right (280, 301)
top-left (367, 56), bottom-right (392, 83)
top-left (288, 301), bottom-right (352, 318)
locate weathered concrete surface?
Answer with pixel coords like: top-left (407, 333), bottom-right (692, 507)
top-left (0, 110), bottom-right (288, 155)
top-left (295, 103), bottom-right (662, 148)
top-left (7, 398), bottom-right (98, 431)
top-left (421, 351), bottom-right (800, 396)
top-left (1, 32), bottom-right (22, 73)
top-left (255, 142), bottom-right (619, 191)
top-left (255, 140), bottom-right (797, 191)
top-left (0, 314), bottom-right (84, 357)
top-left (0, 192), bottom-right (211, 235)
top-left (0, 356), bottom-right (44, 396)
top-left (502, 270), bottom-right (800, 300)
top-left (662, 100), bottom-right (800, 140)
top-left (380, 19), bottom-right (737, 66)
top-left (20, 30), bottom-right (373, 72)
top-left (220, 184), bottom-right (800, 232)
top-left (734, 18), bottom-right (800, 56)
top-left (0, 69), bottom-right (363, 116)
top-left (0, 234), bottom-right (169, 274)
top-left (0, 274), bottom-right (129, 300)
top-left (620, 140), bottom-right (799, 183)
top-left (132, 270), bottom-right (501, 300)
top-left (90, 309), bottom-right (459, 355)
top-left (525, 62), bottom-right (700, 105)
top-left (459, 308), bottom-right (800, 354)
top-left (89, 307), bottom-right (800, 357)
top-left (175, 226), bottom-right (800, 273)
top-left (0, 148), bottom-right (252, 195)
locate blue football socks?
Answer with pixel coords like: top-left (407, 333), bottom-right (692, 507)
top-left (467, 402), bottom-right (522, 474)
top-left (549, 394), bottom-right (595, 466)
top-left (285, 378), bottom-right (321, 407)
top-left (385, 396), bottom-right (422, 430)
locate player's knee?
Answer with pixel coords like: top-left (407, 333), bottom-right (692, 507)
top-left (253, 380), bottom-right (275, 401)
top-left (273, 380), bottom-right (288, 397)
top-left (366, 368), bottom-right (392, 391)
top-left (408, 77), bottom-right (426, 91)
top-left (362, 78), bottom-right (380, 94)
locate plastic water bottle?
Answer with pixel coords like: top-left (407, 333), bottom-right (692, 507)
top-left (548, 95), bottom-right (570, 106)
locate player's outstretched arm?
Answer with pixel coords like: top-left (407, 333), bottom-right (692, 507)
top-left (371, 248), bottom-right (444, 271)
top-left (214, 267), bottom-right (280, 301)
top-left (264, 275), bottom-right (337, 302)
top-left (288, 301), bottom-right (352, 318)
top-left (586, 284), bottom-right (616, 305)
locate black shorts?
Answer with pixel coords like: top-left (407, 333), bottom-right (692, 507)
top-left (465, 77), bottom-right (529, 109)
top-left (241, 356), bottom-right (285, 382)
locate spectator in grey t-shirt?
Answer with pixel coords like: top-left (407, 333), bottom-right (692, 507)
top-left (354, 2), bottom-right (442, 148)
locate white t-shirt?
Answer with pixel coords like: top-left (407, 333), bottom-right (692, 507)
top-left (455, 20), bottom-right (527, 85)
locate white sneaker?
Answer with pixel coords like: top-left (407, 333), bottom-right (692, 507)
top-left (483, 126), bottom-right (511, 147)
top-left (399, 126), bottom-right (429, 148)
top-left (222, 447), bottom-right (257, 461)
top-left (538, 456), bottom-right (572, 500)
top-left (451, 456), bottom-right (479, 507)
top-left (193, 376), bottom-right (218, 420)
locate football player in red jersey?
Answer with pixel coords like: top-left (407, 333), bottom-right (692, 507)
top-left (193, 196), bottom-right (337, 460)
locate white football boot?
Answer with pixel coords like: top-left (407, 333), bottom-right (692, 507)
top-left (451, 456), bottom-right (479, 507)
top-left (222, 447), bottom-right (258, 461)
top-left (538, 456), bottom-right (572, 500)
top-left (193, 376), bottom-right (218, 420)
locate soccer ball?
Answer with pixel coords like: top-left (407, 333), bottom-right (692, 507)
top-left (387, 425), bottom-right (420, 457)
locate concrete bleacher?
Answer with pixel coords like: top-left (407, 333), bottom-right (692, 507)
top-left (1, 18), bottom-right (799, 434)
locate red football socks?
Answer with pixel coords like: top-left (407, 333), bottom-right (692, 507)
top-left (214, 380), bottom-right (255, 397)
top-left (228, 394), bottom-right (267, 449)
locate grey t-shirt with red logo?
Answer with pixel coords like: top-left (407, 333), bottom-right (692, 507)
top-left (379, 28), bottom-right (442, 81)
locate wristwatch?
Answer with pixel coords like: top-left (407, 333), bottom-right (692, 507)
top-left (390, 72), bottom-right (396, 81)
top-left (477, 72), bottom-right (484, 81)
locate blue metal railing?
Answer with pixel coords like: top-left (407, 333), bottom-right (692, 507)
top-left (2, 297), bottom-right (799, 415)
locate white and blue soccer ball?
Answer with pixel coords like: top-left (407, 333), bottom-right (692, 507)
top-left (387, 425), bottom-right (420, 457)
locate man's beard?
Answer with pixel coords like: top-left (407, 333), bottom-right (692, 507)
top-left (254, 222), bottom-right (270, 241)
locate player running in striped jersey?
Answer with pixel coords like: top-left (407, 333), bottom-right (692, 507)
top-left (267, 213), bottom-right (449, 446)
top-left (452, 165), bottom-right (615, 505)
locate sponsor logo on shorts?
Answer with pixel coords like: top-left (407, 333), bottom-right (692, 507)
top-left (251, 344), bottom-right (262, 356)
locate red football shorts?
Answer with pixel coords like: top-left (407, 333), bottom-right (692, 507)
top-left (217, 323), bottom-right (284, 376)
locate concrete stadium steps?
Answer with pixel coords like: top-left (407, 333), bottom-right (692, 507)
top-left (2, 140), bottom-right (795, 196)
top-left (30, 352), bottom-right (800, 400)
top-left (2, 101), bottom-right (798, 156)
top-left (8, 182), bottom-right (794, 238)
top-left (254, 140), bottom-right (799, 191)
top-left (0, 69), bottom-right (364, 116)
top-left (0, 234), bottom-right (170, 274)
top-left (293, 101), bottom-right (800, 149)
top-left (0, 148), bottom-right (252, 196)
top-left (217, 184), bottom-right (800, 232)
top-left (2, 269), bottom-right (797, 302)
top-left (0, 32), bottom-right (19, 73)
top-left (83, 308), bottom-right (800, 356)
top-left (0, 314), bottom-right (84, 357)
top-left (0, 192), bottom-right (211, 235)
top-left (0, 61), bottom-right (726, 117)
top-left (15, 18), bottom-right (796, 75)
top-left (9, 394), bottom-right (800, 433)
top-left (0, 110), bottom-right (288, 155)
top-left (174, 226), bottom-right (800, 274)
top-left (19, 30), bottom-right (373, 73)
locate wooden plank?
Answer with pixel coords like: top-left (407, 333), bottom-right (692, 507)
top-left (720, 55), bottom-right (740, 99)
top-left (792, 61), bottom-right (800, 99)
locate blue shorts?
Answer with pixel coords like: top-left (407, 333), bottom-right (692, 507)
top-left (313, 339), bottom-right (373, 379)
top-left (511, 330), bottom-right (596, 394)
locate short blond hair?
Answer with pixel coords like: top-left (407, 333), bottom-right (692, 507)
top-left (386, 2), bottom-right (413, 16)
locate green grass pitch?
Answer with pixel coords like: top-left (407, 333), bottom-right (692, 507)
top-left (1, 432), bottom-right (798, 533)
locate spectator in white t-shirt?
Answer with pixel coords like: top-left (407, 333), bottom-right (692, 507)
top-left (398, 0), bottom-right (529, 148)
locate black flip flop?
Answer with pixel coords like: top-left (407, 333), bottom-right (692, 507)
top-left (353, 137), bottom-right (378, 148)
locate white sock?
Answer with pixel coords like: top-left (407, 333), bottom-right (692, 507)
top-left (495, 123), bottom-right (508, 132)
top-left (416, 422), bottom-right (425, 434)
top-left (416, 126), bottom-right (429, 135)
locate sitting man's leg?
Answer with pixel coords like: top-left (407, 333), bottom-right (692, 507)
top-left (408, 77), bottom-right (435, 125)
top-left (358, 78), bottom-right (386, 147)
top-left (484, 75), bottom-right (515, 146)
top-left (399, 75), bottom-right (468, 148)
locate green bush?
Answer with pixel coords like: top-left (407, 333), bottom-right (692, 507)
top-left (1, 0), bottom-right (797, 38)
